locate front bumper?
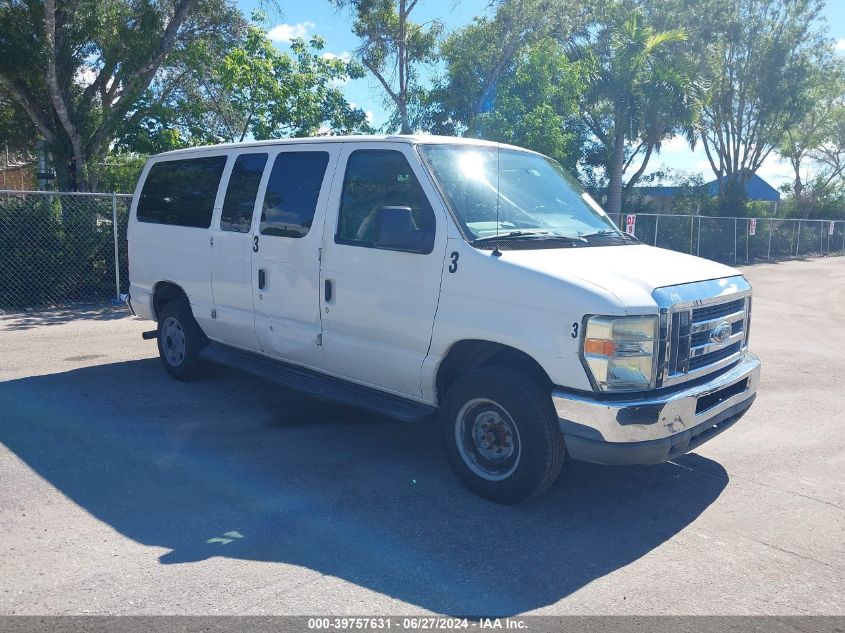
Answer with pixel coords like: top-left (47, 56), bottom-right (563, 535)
top-left (553, 352), bottom-right (761, 465)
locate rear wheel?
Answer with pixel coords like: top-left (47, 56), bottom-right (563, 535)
top-left (156, 301), bottom-right (207, 381)
top-left (442, 366), bottom-right (565, 504)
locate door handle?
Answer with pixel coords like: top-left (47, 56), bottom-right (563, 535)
top-left (258, 269), bottom-right (266, 290)
top-left (324, 279), bottom-right (333, 302)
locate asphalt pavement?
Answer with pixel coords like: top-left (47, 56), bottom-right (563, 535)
top-left (0, 257), bottom-right (843, 615)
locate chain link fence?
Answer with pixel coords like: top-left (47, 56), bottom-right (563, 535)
top-left (606, 213), bottom-right (845, 265)
top-left (1, 191), bottom-right (843, 312)
top-left (0, 190), bottom-right (131, 312)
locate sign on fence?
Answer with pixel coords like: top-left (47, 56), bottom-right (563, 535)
top-left (831, 221), bottom-right (836, 236)
top-left (748, 218), bottom-right (757, 236)
top-left (625, 214), bottom-right (636, 236)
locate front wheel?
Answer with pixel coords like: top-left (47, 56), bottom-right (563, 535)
top-left (442, 366), bottom-right (565, 504)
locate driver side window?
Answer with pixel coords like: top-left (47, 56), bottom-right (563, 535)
top-left (335, 149), bottom-right (435, 253)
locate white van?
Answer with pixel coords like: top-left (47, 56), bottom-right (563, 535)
top-left (127, 135), bottom-right (760, 503)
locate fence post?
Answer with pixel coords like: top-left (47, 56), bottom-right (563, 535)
top-left (820, 222), bottom-right (823, 255)
top-left (697, 216), bottom-right (701, 256)
top-left (767, 219), bottom-right (773, 261)
top-left (654, 214), bottom-right (659, 247)
top-left (112, 192), bottom-right (120, 301)
top-left (689, 216), bottom-right (694, 254)
top-left (734, 218), bottom-right (738, 265)
top-left (796, 219), bottom-right (801, 257)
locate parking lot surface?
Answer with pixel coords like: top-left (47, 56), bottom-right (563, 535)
top-left (0, 257), bottom-right (843, 616)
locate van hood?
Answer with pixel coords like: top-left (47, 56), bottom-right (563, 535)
top-left (498, 244), bottom-right (741, 312)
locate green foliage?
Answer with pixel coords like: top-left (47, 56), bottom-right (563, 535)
top-left (0, 195), bottom-right (124, 308)
top-left (0, 93), bottom-right (37, 155)
top-left (572, 8), bottom-right (701, 215)
top-left (0, 0), bottom-right (246, 190)
top-left (428, 0), bottom-right (587, 137)
top-left (688, 0), bottom-right (833, 209)
top-left (220, 28), bottom-right (372, 139)
top-left (462, 39), bottom-right (588, 174)
top-left (778, 63), bottom-right (845, 218)
top-left (118, 25), bottom-right (373, 148)
top-left (89, 154), bottom-right (148, 193)
top-left (331, 0), bottom-right (443, 133)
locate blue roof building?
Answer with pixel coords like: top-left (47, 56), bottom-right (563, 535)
top-left (640, 171), bottom-right (781, 202)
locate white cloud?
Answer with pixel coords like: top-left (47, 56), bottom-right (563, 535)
top-left (835, 38), bottom-right (845, 52)
top-left (659, 136), bottom-right (690, 153)
top-left (694, 159), bottom-right (715, 173)
top-left (365, 110), bottom-right (374, 122)
top-left (755, 154), bottom-right (793, 186)
top-left (75, 66), bottom-right (98, 87)
top-left (267, 21), bottom-right (315, 44)
top-left (322, 51), bottom-right (352, 62)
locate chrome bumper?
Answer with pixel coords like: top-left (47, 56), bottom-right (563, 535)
top-left (553, 352), bottom-right (761, 465)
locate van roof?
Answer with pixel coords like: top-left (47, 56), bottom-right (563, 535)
top-left (152, 134), bottom-right (531, 158)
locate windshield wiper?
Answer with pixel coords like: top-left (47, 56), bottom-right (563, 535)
top-left (580, 229), bottom-right (640, 243)
top-left (472, 230), bottom-right (550, 244)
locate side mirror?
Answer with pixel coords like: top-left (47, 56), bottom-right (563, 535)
top-left (373, 206), bottom-right (433, 254)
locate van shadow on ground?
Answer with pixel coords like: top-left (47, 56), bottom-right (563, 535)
top-left (0, 359), bottom-right (729, 615)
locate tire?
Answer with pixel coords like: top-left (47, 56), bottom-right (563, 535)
top-left (442, 366), bottom-right (564, 504)
top-left (156, 300), bottom-right (207, 381)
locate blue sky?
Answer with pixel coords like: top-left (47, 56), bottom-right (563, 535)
top-left (243, 0), bottom-right (845, 187)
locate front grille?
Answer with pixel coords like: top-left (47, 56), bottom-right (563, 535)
top-left (691, 320), bottom-right (743, 347)
top-left (688, 341), bottom-right (742, 371)
top-left (692, 298), bottom-right (745, 322)
top-left (655, 279), bottom-right (751, 388)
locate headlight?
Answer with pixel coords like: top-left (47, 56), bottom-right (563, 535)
top-left (581, 315), bottom-right (658, 392)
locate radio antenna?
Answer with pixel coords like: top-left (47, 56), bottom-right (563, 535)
top-left (492, 143), bottom-right (502, 257)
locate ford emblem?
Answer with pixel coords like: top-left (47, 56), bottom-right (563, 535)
top-left (710, 322), bottom-right (732, 345)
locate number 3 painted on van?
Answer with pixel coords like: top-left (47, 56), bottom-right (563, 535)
top-left (253, 236), bottom-right (259, 252)
top-left (449, 252), bottom-right (459, 273)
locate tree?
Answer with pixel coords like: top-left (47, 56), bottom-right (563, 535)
top-left (209, 28), bottom-right (372, 141)
top-left (428, 0), bottom-right (586, 137)
top-left (0, 93), bottom-right (38, 158)
top-left (0, 0), bottom-right (244, 190)
top-left (779, 64), bottom-right (845, 218)
top-left (121, 24), bottom-right (373, 148)
top-left (689, 0), bottom-right (830, 206)
top-left (572, 12), bottom-right (700, 215)
top-left (331, 0), bottom-right (442, 134)
top-left (449, 38), bottom-right (587, 174)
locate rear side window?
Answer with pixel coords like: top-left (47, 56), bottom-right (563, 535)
top-left (221, 153), bottom-right (268, 232)
top-left (335, 150), bottom-right (435, 249)
top-left (137, 156), bottom-right (226, 228)
top-left (260, 151), bottom-right (330, 238)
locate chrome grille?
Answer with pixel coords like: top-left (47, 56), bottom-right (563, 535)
top-left (692, 298), bottom-right (746, 322)
top-left (654, 276), bottom-right (752, 388)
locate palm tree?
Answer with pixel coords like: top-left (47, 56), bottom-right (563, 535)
top-left (573, 14), bottom-right (701, 215)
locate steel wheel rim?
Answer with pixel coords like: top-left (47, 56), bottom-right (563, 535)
top-left (454, 398), bottom-right (521, 481)
top-left (161, 316), bottom-right (186, 367)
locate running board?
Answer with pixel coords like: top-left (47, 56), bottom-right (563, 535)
top-left (199, 342), bottom-right (436, 423)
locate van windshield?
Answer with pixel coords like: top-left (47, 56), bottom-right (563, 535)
top-left (419, 144), bottom-right (622, 244)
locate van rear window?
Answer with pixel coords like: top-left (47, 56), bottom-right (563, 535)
top-left (137, 156), bottom-right (226, 228)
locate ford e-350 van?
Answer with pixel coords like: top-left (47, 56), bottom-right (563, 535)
top-left (127, 135), bottom-right (760, 503)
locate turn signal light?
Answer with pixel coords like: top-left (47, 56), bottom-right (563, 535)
top-left (584, 339), bottom-right (616, 356)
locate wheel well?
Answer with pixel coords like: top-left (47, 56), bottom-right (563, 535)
top-left (435, 340), bottom-right (552, 403)
top-left (152, 281), bottom-right (189, 320)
